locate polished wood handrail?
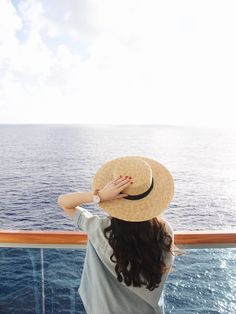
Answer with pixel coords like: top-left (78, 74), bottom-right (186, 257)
top-left (0, 229), bottom-right (235, 246)
top-left (0, 230), bottom-right (88, 245)
top-left (174, 230), bottom-right (236, 245)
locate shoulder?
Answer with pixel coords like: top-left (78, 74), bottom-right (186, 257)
top-left (73, 206), bottom-right (111, 233)
top-left (157, 216), bottom-right (174, 238)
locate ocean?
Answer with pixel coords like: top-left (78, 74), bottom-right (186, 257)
top-left (0, 124), bottom-right (235, 313)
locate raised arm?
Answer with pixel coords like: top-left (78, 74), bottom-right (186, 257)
top-left (57, 175), bottom-right (132, 219)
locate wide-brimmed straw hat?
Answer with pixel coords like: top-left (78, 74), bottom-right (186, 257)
top-left (92, 155), bottom-right (174, 222)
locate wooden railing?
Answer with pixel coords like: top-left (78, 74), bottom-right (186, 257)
top-left (0, 229), bottom-right (235, 249)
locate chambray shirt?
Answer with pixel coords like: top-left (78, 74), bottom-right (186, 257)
top-left (73, 206), bottom-right (175, 314)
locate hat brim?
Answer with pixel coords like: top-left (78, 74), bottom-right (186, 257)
top-left (92, 156), bottom-right (174, 222)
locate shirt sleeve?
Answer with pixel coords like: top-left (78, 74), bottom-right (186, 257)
top-left (72, 206), bottom-right (102, 237)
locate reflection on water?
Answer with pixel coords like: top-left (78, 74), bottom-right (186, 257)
top-left (165, 248), bottom-right (236, 314)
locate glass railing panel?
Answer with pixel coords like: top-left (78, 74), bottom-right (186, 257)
top-left (165, 248), bottom-right (236, 314)
top-left (43, 248), bottom-right (86, 314)
top-left (0, 247), bottom-right (43, 314)
top-left (1, 246), bottom-right (235, 313)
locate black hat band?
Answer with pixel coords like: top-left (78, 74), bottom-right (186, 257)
top-left (123, 177), bottom-right (154, 200)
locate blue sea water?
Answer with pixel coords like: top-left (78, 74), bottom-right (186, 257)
top-left (0, 124), bottom-right (235, 313)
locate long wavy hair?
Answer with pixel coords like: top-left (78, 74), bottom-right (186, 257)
top-left (103, 216), bottom-right (182, 291)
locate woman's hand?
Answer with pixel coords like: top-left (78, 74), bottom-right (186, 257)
top-left (99, 175), bottom-right (133, 202)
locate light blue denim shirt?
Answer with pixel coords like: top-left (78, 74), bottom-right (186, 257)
top-left (73, 206), bottom-right (175, 314)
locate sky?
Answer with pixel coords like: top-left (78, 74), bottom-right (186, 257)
top-left (0, 0), bottom-right (236, 129)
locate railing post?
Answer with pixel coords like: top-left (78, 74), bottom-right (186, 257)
top-left (40, 248), bottom-right (45, 314)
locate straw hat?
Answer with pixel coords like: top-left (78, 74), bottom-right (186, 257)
top-left (92, 156), bottom-right (174, 222)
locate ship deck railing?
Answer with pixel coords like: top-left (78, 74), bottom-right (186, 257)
top-left (0, 229), bottom-right (235, 248)
top-left (0, 229), bottom-right (235, 313)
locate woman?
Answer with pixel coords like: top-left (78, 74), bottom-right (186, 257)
top-left (58, 155), bottom-right (182, 314)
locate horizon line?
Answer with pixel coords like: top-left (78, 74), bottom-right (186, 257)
top-left (0, 122), bottom-right (229, 129)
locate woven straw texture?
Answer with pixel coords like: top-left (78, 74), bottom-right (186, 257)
top-left (92, 156), bottom-right (174, 222)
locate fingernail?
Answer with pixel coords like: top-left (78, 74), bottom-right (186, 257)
top-left (129, 176), bottom-right (132, 179)
top-left (131, 182), bottom-right (133, 184)
top-left (125, 176), bottom-right (128, 178)
top-left (119, 175), bottom-right (122, 177)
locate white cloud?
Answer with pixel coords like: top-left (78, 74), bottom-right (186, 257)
top-left (0, 0), bottom-right (22, 64)
top-left (0, 0), bottom-right (236, 129)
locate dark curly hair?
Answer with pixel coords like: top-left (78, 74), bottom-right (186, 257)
top-left (103, 216), bottom-right (180, 291)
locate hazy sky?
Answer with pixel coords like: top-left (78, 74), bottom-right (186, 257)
top-left (0, 0), bottom-right (235, 129)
